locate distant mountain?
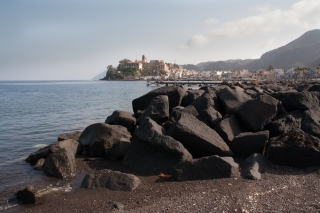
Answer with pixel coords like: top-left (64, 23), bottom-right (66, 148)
top-left (91, 70), bottom-right (107, 80)
top-left (203, 59), bottom-right (255, 71)
top-left (186, 29), bottom-right (320, 71)
top-left (247, 29), bottom-right (320, 69)
top-left (182, 64), bottom-right (203, 71)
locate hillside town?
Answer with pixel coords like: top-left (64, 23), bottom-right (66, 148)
top-left (103, 55), bottom-right (320, 81)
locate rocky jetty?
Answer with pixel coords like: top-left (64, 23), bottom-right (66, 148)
top-left (21, 81), bottom-right (320, 205)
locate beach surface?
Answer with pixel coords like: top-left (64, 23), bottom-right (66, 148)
top-left (16, 157), bottom-right (320, 213)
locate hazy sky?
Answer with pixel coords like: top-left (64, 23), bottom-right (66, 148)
top-left (1, 0), bottom-right (319, 80)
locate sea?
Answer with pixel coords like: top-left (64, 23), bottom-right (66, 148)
top-left (0, 80), bottom-right (155, 211)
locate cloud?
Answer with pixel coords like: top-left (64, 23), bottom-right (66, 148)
top-left (258, 37), bottom-right (276, 48)
top-left (178, 34), bottom-right (209, 50)
top-left (205, 18), bottom-right (219, 25)
top-left (209, 0), bottom-right (320, 37)
top-left (179, 0), bottom-right (320, 49)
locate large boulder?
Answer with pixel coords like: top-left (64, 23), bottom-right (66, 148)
top-left (132, 86), bottom-right (186, 114)
top-left (218, 86), bottom-right (252, 114)
top-left (79, 123), bottom-right (131, 156)
top-left (58, 131), bottom-right (82, 141)
top-left (266, 129), bottom-right (320, 168)
top-left (136, 95), bottom-right (169, 124)
top-left (181, 89), bottom-right (205, 107)
top-left (190, 86), bottom-right (223, 115)
top-left (123, 118), bottom-right (192, 174)
top-left (265, 113), bottom-right (301, 138)
top-left (215, 115), bottom-right (246, 143)
top-left (281, 91), bottom-right (320, 112)
top-left (241, 153), bottom-right (267, 180)
top-left (81, 169), bottom-right (140, 191)
top-left (105, 110), bottom-right (136, 131)
top-left (16, 185), bottom-right (65, 204)
top-left (228, 131), bottom-right (269, 158)
top-left (167, 113), bottom-right (233, 158)
top-left (200, 107), bottom-right (222, 129)
top-left (173, 155), bottom-right (239, 181)
top-left (26, 145), bottom-right (50, 164)
top-left (236, 95), bottom-right (278, 132)
top-left (43, 148), bottom-right (76, 178)
top-left (105, 138), bottom-right (131, 160)
top-left (301, 110), bottom-right (320, 138)
top-left (49, 139), bottom-right (80, 156)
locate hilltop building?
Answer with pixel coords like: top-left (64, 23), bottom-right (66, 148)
top-left (118, 55), bottom-right (182, 72)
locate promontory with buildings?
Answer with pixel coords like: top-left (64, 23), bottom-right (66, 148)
top-left (101, 29), bottom-right (320, 82)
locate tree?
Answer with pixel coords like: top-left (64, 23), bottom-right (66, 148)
top-left (267, 65), bottom-right (274, 71)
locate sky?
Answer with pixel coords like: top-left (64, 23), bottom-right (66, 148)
top-left (0, 0), bottom-right (320, 80)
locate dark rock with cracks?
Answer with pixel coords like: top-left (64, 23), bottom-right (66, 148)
top-left (43, 148), bottom-right (76, 179)
top-left (173, 155), bottom-right (239, 181)
top-left (215, 114), bottom-right (246, 143)
top-left (241, 153), bottom-right (267, 180)
top-left (26, 145), bottom-right (50, 164)
top-left (266, 129), bottom-right (320, 168)
top-left (81, 169), bottom-right (140, 191)
top-left (218, 86), bottom-right (252, 114)
top-left (123, 118), bottom-right (192, 174)
top-left (167, 113), bottom-right (233, 158)
top-left (301, 110), bottom-right (320, 138)
top-left (181, 90), bottom-right (205, 107)
top-left (79, 123), bottom-right (131, 157)
top-left (16, 185), bottom-right (65, 204)
top-left (236, 95), bottom-right (278, 132)
top-left (265, 114), bottom-right (301, 137)
top-left (281, 91), bottom-right (320, 112)
top-left (58, 131), bottom-right (82, 141)
top-left (229, 131), bottom-right (269, 158)
top-left (137, 95), bottom-right (169, 124)
top-left (105, 110), bottom-right (136, 131)
top-left (132, 86), bottom-right (186, 114)
top-left (49, 139), bottom-right (80, 156)
top-left (201, 107), bottom-right (222, 129)
top-left (105, 138), bottom-right (131, 160)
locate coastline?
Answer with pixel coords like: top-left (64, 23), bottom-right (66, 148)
top-left (15, 157), bottom-right (320, 212)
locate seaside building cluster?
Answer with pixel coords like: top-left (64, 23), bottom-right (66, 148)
top-left (112, 55), bottom-right (320, 81)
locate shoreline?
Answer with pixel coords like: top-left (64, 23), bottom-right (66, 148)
top-left (13, 157), bottom-right (320, 212)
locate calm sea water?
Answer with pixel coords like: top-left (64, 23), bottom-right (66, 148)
top-left (0, 80), bottom-right (154, 209)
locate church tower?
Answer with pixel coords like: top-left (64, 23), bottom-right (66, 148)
top-left (142, 55), bottom-right (147, 62)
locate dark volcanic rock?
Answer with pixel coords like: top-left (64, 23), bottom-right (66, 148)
top-left (43, 148), bottom-right (76, 178)
top-left (201, 107), bottom-right (222, 128)
top-left (81, 169), bottom-right (140, 191)
top-left (229, 131), bottom-right (269, 158)
top-left (137, 95), bottom-right (169, 124)
top-left (181, 89), bottom-right (205, 107)
top-left (218, 86), bottom-right (252, 114)
top-left (105, 138), bottom-right (131, 160)
top-left (132, 86), bottom-right (186, 114)
top-left (241, 153), bottom-right (267, 180)
top-left (49, 139), bottom-right (80, 156)
top-left (266, 129), bottom-right (320, 168)
top-left (307, 84), bottom-right (320, 92)
top-left (301, 110), bottom-right (320, 138)
top-left (236, 95), bottom-right (278, 132)
top-left (265, 114), bottom-right (301, 137)
top-left (79, 123), bottom-right (131, 157)
top-left (215, 115), bottom-right (246, 143)
top-left (26, 146), bottom-right (50, 164)
top-left (105, 110), bottom-right (136, 131)
top-left (189, 86), bottom-right (223, 115)
top-left (173, 155), bottom-right (239, 181)
top-left (167, 113), bottom-right (233, 158)
top-left (34, 158), bottom-right (45, 170)
top-left (16, 185), bottom-right (65, 204)
top-left (123, 118), bottom-right (192, 174)
top-left (281, 91), bottom-right (320, 112)
top-left (58, 131), bottom-right (82, 141)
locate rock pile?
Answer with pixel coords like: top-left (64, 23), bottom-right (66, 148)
top-left (24, 81), bottom-right (320, 198)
